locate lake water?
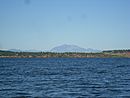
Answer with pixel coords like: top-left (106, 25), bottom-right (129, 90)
top-left (0, 58), bottom-right (130, 98)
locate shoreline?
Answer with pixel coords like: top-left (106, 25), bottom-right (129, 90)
top-left (0, 51), bottom-right (130, 58)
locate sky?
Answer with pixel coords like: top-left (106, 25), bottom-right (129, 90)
top-left (0, 0), bottom-right (130, 50)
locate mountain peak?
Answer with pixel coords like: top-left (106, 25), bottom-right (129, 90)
top-left (50, 44), bottom-right (100, 53)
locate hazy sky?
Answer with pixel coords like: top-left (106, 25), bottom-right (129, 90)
top-left (0, 0), bottom-right (130, 50)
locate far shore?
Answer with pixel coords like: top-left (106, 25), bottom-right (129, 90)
top-left (0, 50), bottom-right (130, 58)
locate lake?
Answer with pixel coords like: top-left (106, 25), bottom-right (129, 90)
top-left (0, 58), bottom-right (130, 98)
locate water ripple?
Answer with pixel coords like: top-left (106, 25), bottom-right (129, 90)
top-left (0, 58), bottom-right (130, 97)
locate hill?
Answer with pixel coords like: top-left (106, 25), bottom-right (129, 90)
top-left (50, 44), bottom-right (100, 53)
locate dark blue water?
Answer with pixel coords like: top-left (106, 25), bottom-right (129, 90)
top-left (0, 58), bottom-right (130, 98)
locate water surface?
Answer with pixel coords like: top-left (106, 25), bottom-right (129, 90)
top-left (0, 58), bottom-right (130, 97)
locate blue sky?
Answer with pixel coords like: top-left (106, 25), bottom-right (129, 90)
top-left (0, 0), bottom-right (130, 50)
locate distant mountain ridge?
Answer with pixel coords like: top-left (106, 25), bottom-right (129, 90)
top-left (7, 49), bottom-right (42, 52)
top-left (50, 44), bottom-right (101, 53)
top-left (1, 44), bottom-right (101, 53)
top-left (8, 49), bottom-right (22, 52)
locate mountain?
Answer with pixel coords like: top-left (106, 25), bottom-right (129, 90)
top-left (4, 44), bottom-right (101, 53)
top-left (50, 44), bottom-right (101, 53)
top-left (8, 49), bottom-right (22, 52)
top-left (23, 49), bottom-right (42, 52)
top-left (8, 49), bottom-right (41, 52)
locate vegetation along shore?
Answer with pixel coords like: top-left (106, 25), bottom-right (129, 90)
top-left (0, 50), bottom-right (130, 58)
